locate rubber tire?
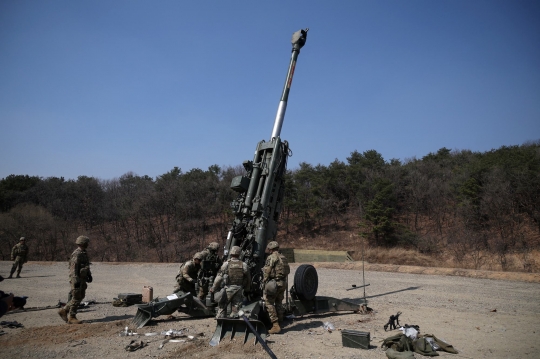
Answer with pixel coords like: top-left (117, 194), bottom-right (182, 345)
top-left (293, 264), bottom-right (318, 300)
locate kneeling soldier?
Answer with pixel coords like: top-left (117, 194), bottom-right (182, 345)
top-left (210, 246), bottom-right (251, 318)
top-left (174, 252), bottom-right (203, 296)
top-left (198, 242), bottom-right (222, 301)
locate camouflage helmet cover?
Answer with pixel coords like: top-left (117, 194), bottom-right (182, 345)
top-left (230, 246), bottom-right (241, 256)
top-left (193, 252), bottom-right (204, 260)
top-left (75, 235), bottom-right (90, 245)
top-left (207, 242), bottom-right (219, 251)
top-left (266, 241), bottom-right (279, 250)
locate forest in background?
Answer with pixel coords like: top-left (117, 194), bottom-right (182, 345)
top-left (1, 142), bottom-right (539, 272)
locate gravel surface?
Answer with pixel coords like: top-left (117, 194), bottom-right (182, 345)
top-left (1, 260), bottom-right (539, 358)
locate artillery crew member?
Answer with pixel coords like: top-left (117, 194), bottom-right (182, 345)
top-left (174, 252), bottom-right (203, 296)
top-left (263, 241), bottom-right (290, 334)
top-left (210, 246), bottom-right (251, 318)
top-left (197, 242), bottom-right (223, 301)
top-left (9, 237), bottom-right (29, 279)
top-left (58, 235), bottom-right (92, 324)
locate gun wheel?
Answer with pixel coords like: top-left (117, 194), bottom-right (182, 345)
top-left (293, 264), bottom-right (318, 300)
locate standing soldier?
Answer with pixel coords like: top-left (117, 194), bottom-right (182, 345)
top-left (58, 235), bottom-right (92, 324)
top-left (210, 246), bottom-right (251, 318)
top-left (197, 242), bottom-right (223, 301)
top-left (263, 241), bottom-right (290, 334)
top-left (174, 252), bottom-right (203, 296)
top-left (9, 237), bottom-right (29, 279)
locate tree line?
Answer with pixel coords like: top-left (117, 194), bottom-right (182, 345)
top-left (1, 141), bottom-right (539, 270)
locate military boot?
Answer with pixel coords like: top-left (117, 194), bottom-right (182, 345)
top-left (8, 269), bottom-right (15, 279)
top-left (268, 322), bottom-right (281, 334)
top-left (16, 273), bottom-right (21, 278)
top-left (68, 316), bottom-right (82, 324)
top-left (58, 308), bottom-right (68, 323)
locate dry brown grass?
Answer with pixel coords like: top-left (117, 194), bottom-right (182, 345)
top-left (280, 230), bottom-right (540, 274)
top-left (359, 246), bottom-right (439, 267)
top-left (312, 261), bottom-right (540, 283)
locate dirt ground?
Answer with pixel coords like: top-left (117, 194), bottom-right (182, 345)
top-left (1, 261), bottom-right (539, 359)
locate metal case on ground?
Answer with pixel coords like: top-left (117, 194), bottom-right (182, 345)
top-left (341, 329), bottom-right (370, 349)
top-left (118, 293), bottom-right (142, 304)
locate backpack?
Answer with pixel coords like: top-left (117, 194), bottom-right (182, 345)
top-left (175, 262), bottom-right (185, 281)
top-left (382, 334), bottom-right (413, 352)
top-left (275, 253), bottom-right (290, 280)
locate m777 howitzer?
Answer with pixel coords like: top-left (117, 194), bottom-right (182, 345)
top-left (133, 28), bottom-right (366, 346)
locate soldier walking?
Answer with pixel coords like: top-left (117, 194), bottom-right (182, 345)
top-left (263, 241), bottom-right (290, 334)
top-left (210, 246), bottom-right (251, 318)
top-left (9, 237), bottom-right (29, 278)
top-left (197, 242), bottom-right (223, 301)
top-left (58, 236), bottom-right (92, 324)
top-left (174, 252), bottom-right (203, 296)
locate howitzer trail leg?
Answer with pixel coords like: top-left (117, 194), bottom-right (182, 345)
top-left (241, 315), bottom-right (277, 359)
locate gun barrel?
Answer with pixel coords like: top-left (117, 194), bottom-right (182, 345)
top-left (270, 28), bottom-right (308, 140)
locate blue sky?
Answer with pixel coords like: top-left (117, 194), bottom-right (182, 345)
top-left (1, 1), bottom-right (539, 180)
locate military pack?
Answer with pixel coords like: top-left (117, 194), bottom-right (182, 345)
top-left (276, 253), bottom-right (290, 280)
top-left (227, 260), bottom-right (244, 286)
top-left (113, 293), bottom-right (143, 307)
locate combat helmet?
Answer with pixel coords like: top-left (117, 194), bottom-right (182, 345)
top-left (75, 235), bottom-right (90, 245)
top-left (193, 252), bottom-right (204, 261)
top-left (266, 241), bottom-right (279, 250)
top-left (20, 237), bottom-right (26, 241)
top-left (230, 246), bottom-right (241, 256)
top-left (207, 242), bottom-right (219, 251)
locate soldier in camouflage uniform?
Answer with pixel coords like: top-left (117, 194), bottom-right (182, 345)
top-left (210, 246), bottom-right (251, 318)
top-left (58, 235), bottom-right (92, 324)
top-left (9, 237), bottom-right (29, 279)
top-left (197, 242), bottom-right (223, 301)
top-left (173, 252), bottom-right (202, 296)
top-left (263, 241), bottom-right (290, 334)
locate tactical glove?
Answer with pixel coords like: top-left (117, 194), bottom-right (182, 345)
top-left (86, 274), bottom-right (93, 283)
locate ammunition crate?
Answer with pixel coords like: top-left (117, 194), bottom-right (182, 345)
top-left (341, 329), bottom-right (370, 349)
top-left (230, 176), bottom-right (250, 193)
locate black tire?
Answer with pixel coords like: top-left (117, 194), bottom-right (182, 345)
top-left (293, 264), bottom-right (318, 300)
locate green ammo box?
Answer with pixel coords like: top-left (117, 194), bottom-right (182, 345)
top-left (341, 329), bottom-right (370, 349)
top-left (230, 176), bottom-right (250, 193)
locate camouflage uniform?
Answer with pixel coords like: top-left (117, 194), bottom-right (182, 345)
top-left (63, 243), bottom-right (91, 320)
top-left (9, 238), bottom-right (29, 278)
top-left (212, 249), bottom-right (251, 318)
top-left (197, 242), bottom-right (222, 300)
top-left (263, 247), bottom-right (290, 324)
top-left (174, 259), bottom-right (201, 296)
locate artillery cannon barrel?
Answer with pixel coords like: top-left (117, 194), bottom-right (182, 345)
top-left (225, 28), bottom-right (308, 294)
top-left (270, 28), bottom-right (308, 140)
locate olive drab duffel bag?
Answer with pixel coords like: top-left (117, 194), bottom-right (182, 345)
top-left (385, 348), bottom-right (416, 359)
